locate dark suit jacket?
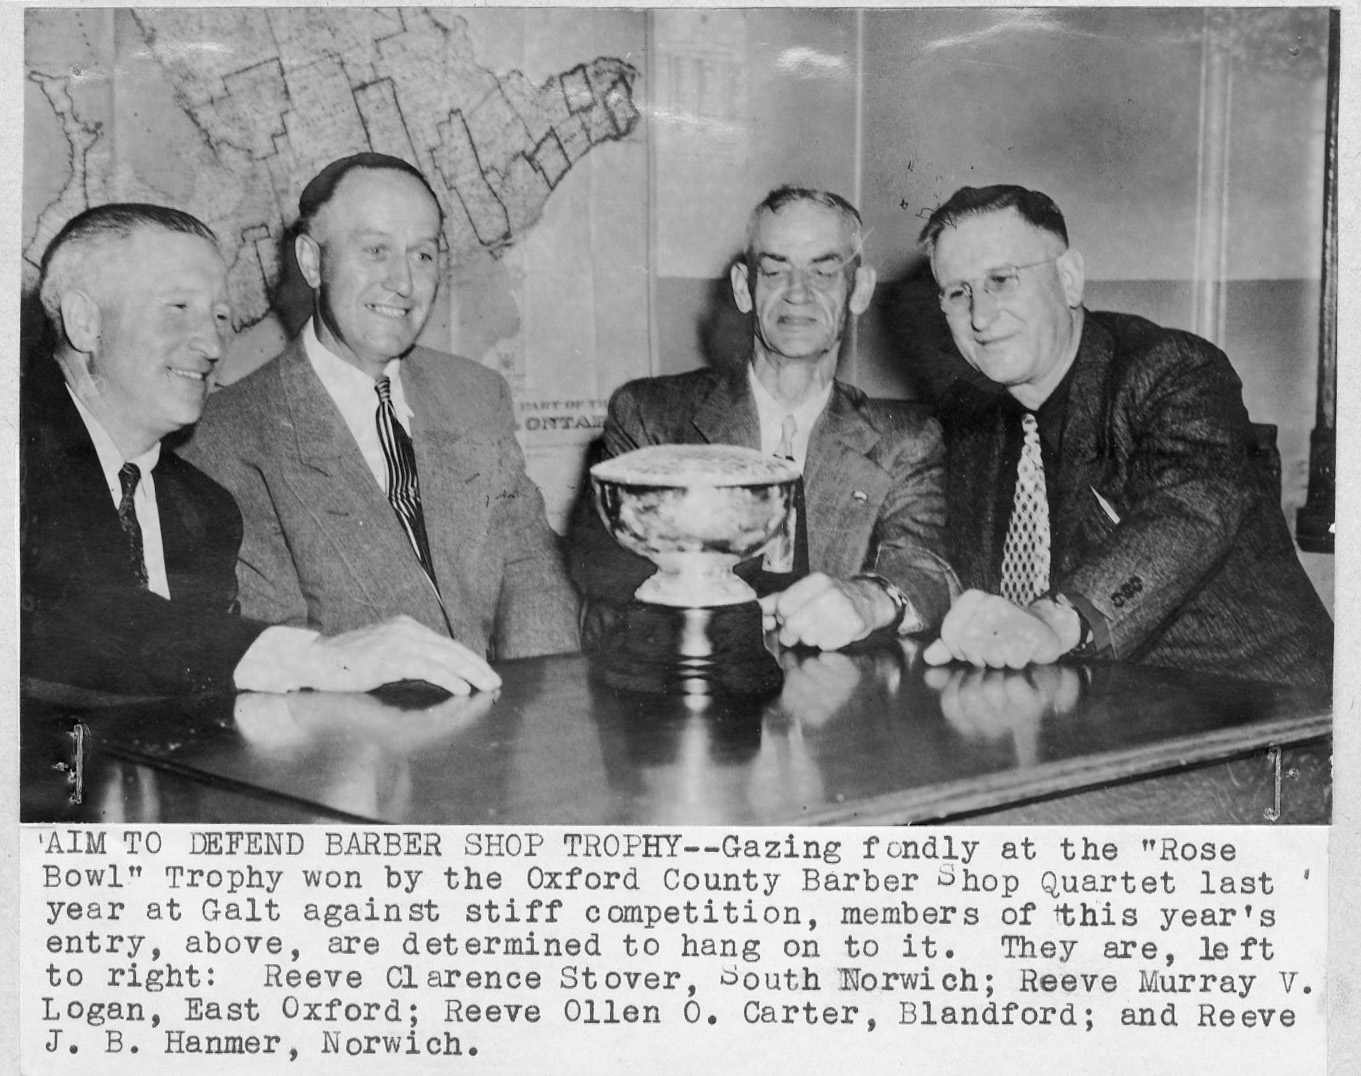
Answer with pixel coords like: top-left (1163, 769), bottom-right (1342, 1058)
top-left (938, 310), bottom-right (1333, 687)
top-left (21, 357), bottom-right (264, 695)
top-left (183, 339), bottom-right (579, 660)
top-left (568, 365), bottom-right (956, 638)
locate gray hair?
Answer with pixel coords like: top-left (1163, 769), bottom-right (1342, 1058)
top-left (744, 185), bottom-right (865, 265)
top-left (38, 203), bottom-right (219, 328)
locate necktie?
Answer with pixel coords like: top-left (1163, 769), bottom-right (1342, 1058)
top-left (776, 413), bottom-right (797, 463)
top-left (117, 462), bottom-right (149, 589)
top-left (999, 411), bottom-right (1051, 605)
top-left (374, 377), bottom-right (438, 589)
top-left (764, 414), bottom-right (799, 572)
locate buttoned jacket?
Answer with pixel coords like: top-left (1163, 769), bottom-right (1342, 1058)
top-left (22, 356), bottom-right (263, 694)
top-left (939, 310), bottom-right (1333, 686)
top-left (184, 340), bottom-right (579, 660)
top-left (568, 364), bottom-right (956, 633)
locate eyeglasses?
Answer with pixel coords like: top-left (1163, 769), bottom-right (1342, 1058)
top-left (937, 257), bottom-right (1059, 313)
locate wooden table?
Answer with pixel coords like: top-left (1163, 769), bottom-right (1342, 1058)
top-left (20, 641), bottom-right (1331, 826)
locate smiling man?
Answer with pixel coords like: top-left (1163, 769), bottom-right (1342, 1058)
top-left (186, 154), bottom-right (578, 660)
top-left (568, 186), bottom-right (955, 651)
top-left (23, 202), bottom-right (504, 697)
top-left (919, 185), bottom-right (1332, 686)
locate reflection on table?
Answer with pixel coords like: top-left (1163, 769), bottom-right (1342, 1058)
top-left (21, 641), bottom-right (1331, 826)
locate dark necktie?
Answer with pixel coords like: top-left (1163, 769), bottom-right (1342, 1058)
top-left (1000, 411), bottom-right (1051, 604)
top-left (117, 462), bottom-right (149, 589)
top-left (374, 377), bottom-right (438, 589)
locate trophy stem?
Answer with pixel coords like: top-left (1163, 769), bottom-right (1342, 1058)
top-left (634, 551), bottom-right (757, 607)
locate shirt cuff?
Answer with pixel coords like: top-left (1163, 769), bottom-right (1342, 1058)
top-left (233, 626), bottom-right (323, 693)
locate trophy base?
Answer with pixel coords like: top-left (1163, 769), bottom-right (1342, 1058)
top-left (590, 601), bottom-right (783, 697)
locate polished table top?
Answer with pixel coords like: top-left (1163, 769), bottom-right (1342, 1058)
top-left (21, 641), bottom-right (1331, 826)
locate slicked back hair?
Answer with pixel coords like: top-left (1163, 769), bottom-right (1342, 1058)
top-left (918, 185), bottom-right (1069, 256)
top-left (37, 202), bottom-right (219, 328)
top-left (743, 185), bottom-right (865, 267)
top-left (296, 152), bottom-right (443, 237)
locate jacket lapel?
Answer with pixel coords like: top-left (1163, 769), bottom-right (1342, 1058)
top-left (802, 386), bottom-right (892, 576)
top-left (689, 371), bottom-right (760, 448)
top-left (1052, 317), bottom-right (1114, 573)
top-left (274, 342), bottom-right (447, 622)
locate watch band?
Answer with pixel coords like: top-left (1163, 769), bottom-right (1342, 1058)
top-left (853, 573), bottom-right (915, 634)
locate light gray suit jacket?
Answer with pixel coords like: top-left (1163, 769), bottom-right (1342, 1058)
top-left (183, 339), bottom-right (579, 660)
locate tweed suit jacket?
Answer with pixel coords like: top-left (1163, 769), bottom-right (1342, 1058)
top-left (568, 365), bottom-right (956, 635)
top-left (21, 356), bottom-right (265, 694)
top-left (938, 310), bottom-right (1333, 687)
top-left (184, 339), bottom-right (579, 660)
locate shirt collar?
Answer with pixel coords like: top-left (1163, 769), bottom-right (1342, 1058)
top-left (746, 363), bottom-right (834, 433)
top-left (66, 384), bottom-right (162, 478)
top-left (303, 317), bottom-right (411, 424)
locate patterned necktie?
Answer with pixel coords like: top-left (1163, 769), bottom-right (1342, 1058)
top-left (374, 377), bottom-right (438, 589)
top-left (117, 462), bottom-right (149, 589)
top-left (1000, 411), bottom-right (1051, 604)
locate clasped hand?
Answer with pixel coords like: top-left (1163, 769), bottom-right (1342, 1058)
top-left (922, 589), bottom-right (1072, 669)
top-left (759, 572), bottom-right (896, 651)
top-left (303, 615), bottom-right (501, 696)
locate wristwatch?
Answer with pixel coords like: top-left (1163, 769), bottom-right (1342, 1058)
top-left (1049, 591), bottom-right (1095, 656)
top-left (853, 573), bottom-right (918, 634)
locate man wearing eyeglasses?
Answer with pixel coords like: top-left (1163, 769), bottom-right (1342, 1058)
top-left (569, 185), bottom-right (955, 651)
top-left (918, 184), bottom-right (1331, 686)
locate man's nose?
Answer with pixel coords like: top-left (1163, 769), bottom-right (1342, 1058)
top-left (784, 267), bottom-right (813, 301)
top-left (384, 254), bottom-right (414, 295)
top-left (194, 318), bottom-right (225, 361)
top-left (969, 286), bottom-right (1002, 329)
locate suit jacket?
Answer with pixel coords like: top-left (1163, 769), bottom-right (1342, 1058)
top-left (21, 357), bottom-right (264, 695)
top-left (939, 310), bottom-right (1333, 687)
top-left (183, 339), bottom-right (579, 660)
top-left (568, 365), bottom-right (956, 638)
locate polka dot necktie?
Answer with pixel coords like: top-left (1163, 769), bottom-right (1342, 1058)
top-left (999, 412), bottom-right (1051, 605)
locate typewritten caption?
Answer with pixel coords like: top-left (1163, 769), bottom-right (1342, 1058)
top-left (20, 826), bottom-right (1326, 1074)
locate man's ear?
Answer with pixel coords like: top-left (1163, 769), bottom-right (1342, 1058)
top-left (849, 264), bottom-right (878, 316)
top-left (1057, 248), bottom-right (1085, 308)
top-left (295, 232), bottom-right (323, 289)
top-left (730, 261), bottom-right (753, 314)
top-left (59, 289), bottom-right (101, 354)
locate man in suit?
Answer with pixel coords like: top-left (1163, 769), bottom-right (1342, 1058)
top-left (918, 184), bottom-right (1332, 686)
top-left (186, 154), bottom-right (578, 660)
top-left (23, 203), bottom-right (502, 697)
top-left (569, 186), bottom-right (955, 651)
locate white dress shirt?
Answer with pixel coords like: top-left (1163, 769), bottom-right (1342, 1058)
top-left (747, 365), bottom-right (833, 470)
top-left (303, 318), bottom-right (413, 491)
top-left (68, 387), bottom-right (170, 599)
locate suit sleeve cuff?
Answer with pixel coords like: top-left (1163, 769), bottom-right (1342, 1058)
top-left (1055, 589), bottom-right (1112, 657)
top-left (233, 626), bottom-right (323, 693)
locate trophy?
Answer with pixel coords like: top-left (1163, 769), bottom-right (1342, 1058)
top-left (590, 444), bottom-right (800, 696)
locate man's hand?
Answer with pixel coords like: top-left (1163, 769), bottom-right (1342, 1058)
top-left (922, 589), bottom-right (1074, 668)
top-left (297, 616), bottom-right (501, 695)
top-left (760, 572), bottom-right (897, 651)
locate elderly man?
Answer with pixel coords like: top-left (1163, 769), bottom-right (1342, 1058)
top-left (569, 185), bottom-right (954, 651)
top-left (22, 202), bottom-right (501, 697)
top-left (919, 184), bottom-right (1332, 686)
top-left (186, 153), bottom-right (578, 660)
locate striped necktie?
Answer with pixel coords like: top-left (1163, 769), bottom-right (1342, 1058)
top-left (999, 411), bottom-right (1051, 604)
top-left (117, 462), bottom-right (148, 589)
top-left (374, 376), bottom-right (438, 589)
